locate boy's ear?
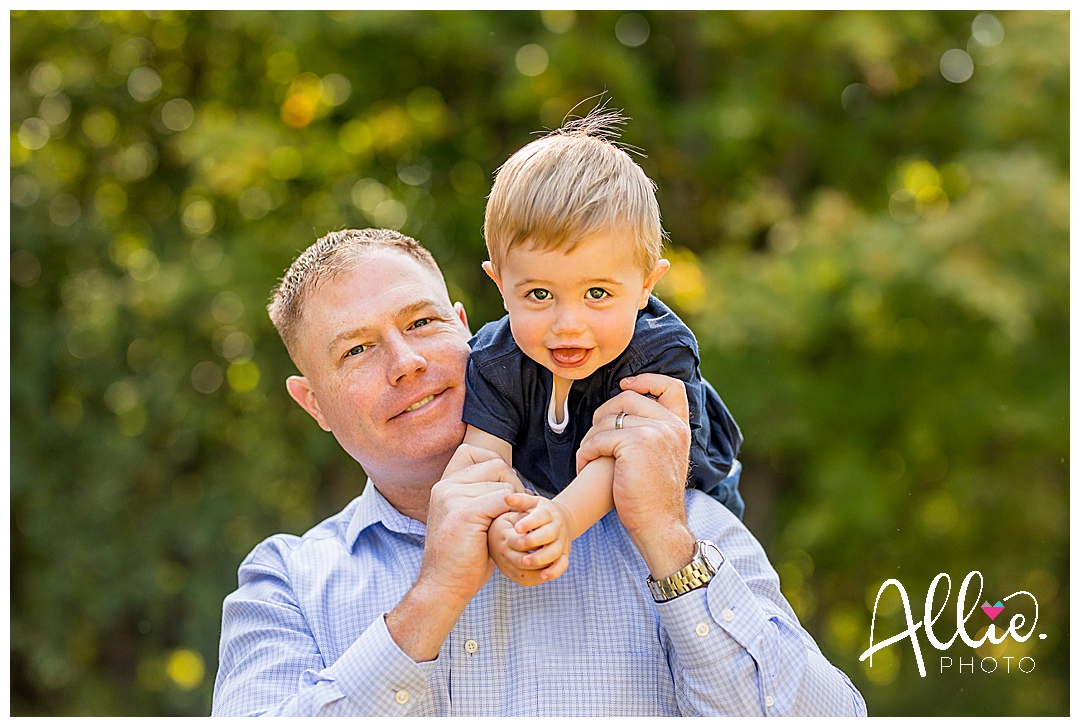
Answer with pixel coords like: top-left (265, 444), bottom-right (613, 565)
top-left (481, 261), bottom-right (507, 309)
top-left (640, 259), bottom-right (671, 307)
top-left (286, 375), bottom-right (332, 432)
top-left (481, 261), bottom-right (502, 290)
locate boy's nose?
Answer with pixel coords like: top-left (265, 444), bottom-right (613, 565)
top-left (550, 306), bottom-right (586, 336)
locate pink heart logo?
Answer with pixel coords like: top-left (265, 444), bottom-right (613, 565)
top-left (982, 600), bottom-right (1004, 620)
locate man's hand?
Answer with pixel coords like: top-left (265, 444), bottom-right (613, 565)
top-left (386, 444), bottom-right (519, 661)
top-left (487, 493), bottom-right (572, 586)
top-left (575, 374), bottom-right (696, 579)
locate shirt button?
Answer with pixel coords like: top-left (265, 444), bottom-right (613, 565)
top-left (464, 639), bottom-right (479, 654)
top-left (765, 695), bottom-right (774, 708)
top-left (695, 622), bottom-right (710, 637)
top-left (395, 689), bottom-right (409, 704)
top-left (721, 608), bottom-right (735, 622)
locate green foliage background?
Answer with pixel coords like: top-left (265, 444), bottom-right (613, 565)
top-left (9, 10), bottom-right (1069, 716)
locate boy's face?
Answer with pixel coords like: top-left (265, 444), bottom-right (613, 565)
top-left (484, 229), bottom-right (668, 383)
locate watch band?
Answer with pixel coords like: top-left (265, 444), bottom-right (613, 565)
top-left (647, 540), bottom-right (724, 602)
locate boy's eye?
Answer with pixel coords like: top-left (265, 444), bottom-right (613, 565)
top-left (586, 287), bottom-right (610, 300)
top-left (527, 289), bottom-right (552, 301)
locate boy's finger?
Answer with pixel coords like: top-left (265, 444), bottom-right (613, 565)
top-left (539, 554), bottom-right (569, 582)
top-left (513, 507), bottom-right (553, 534)
top-left (520, 538), bottom-right (568, 568)
top-left (515, 521), bottom-right (562, 551)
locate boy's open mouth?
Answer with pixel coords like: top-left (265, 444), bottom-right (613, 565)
top-left (549, 347), bottom-right (591, 368)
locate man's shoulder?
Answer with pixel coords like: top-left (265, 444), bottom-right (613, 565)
top-left (238, 497), bottom-right (361, 574)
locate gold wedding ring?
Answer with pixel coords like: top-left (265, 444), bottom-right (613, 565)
top-left (614, 412), bottom-right (626, 430)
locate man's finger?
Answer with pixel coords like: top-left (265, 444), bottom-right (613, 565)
top-left (448, 458), bottom-right (524, 489)
top-left (443, 442), bottom-right (503, 473)
top-left (576, 431), bottom-right (623, 473)
top-left (620, 373), bottom-right (690, 422)
top-left (504, 492), bottom-right (541, 512)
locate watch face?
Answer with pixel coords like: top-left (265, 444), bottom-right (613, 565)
top-left (699, 540), bottom-right (724, 571)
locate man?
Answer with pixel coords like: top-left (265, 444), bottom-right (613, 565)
top-left (211, 228), bottom-right (866, 716)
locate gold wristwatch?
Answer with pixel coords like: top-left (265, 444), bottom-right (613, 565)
top-left (647, 540), bottom-right (724, 602)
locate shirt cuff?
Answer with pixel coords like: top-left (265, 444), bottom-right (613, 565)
top-left (655, 560), bottom-right (774, 671)
top-left (322, 613), bottom-right (437, 715)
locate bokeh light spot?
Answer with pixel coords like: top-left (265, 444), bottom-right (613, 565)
top-left (940, 49), bottom-right (974, 84)
top-left (49, 193), bottom-right (82, 226)
top-left (29, 61), bottom-right (63, 95)
top-left (972, 13), bottom-right (1004, 47)
top-left (82, 108), bottom-right (119, 147)
top-left (18, 118), bottom-right (51, 150)
top-left (541, 10), bottom-right (575, 33)
top-left (182, 199), bottom-right (217, 235)
top-left (11, 174), bottom-right (41, 207)
top-left (161, 98), bottom-right (195, 131)
top-left (11, 249), bottom-right (42, 287)
top-left (372, 199), bottom-right (407, 230)
top-left (515, 44), bottom-right (549, 77)
top-left (227, 360), bottom-right (261, 393)
top-left (238, 187), bottom-right (274, 220)
top-left (281, 73), bottom-right (322, 128)
top-left (320, 73), bottom-right (352, 106)
top-left (166, 649), bottom-right (205, 691)
top-left (39, 93), bottom-right (72, 125)
top-left (615, 13), bottom-right (650, 47)
top-left (128, 66), bottom-right (163, 102)
top-left (94, 182), bottom-right (128, 217)
top-left (191, 361), bottom-right (224, 394)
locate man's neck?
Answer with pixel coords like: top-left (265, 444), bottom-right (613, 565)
top-left (365, 462), bottom-right (445, 523)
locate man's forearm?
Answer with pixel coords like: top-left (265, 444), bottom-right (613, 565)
top-left (385, 575), bottom-right (470, 663)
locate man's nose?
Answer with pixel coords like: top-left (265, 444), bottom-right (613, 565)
top-left (385, 336), bottom-right (427, 384)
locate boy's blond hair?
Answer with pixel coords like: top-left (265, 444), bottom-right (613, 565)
top-left (484, 107), bottom-right (667, 275)
top-left (268, 228), bottom-right (443, 368)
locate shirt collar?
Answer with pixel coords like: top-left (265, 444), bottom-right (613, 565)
top-left (345, 478), bottom-right (427, 551)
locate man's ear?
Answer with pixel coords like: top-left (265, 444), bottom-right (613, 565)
top-left (453, 301), bottom-right (472, 336)
top-left (286, 375), bottom-right (331, 432)
top-left (640, 258), bottom-right (671, 308)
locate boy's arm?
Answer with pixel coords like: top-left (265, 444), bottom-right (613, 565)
top-left (551, 456), bottom-right (615, 540)
top-left (448, 425), bottom-right (514, 474)
top-left (498, 457), bottom-right (616, 584)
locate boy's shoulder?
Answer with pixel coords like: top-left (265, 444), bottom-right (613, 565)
top-left (631, 295), bottom-right (699, 353)
top-left (468, 314), bottom-right (524, 365)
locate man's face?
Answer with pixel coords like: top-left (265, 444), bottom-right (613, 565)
top-left (287, 249), bottom-right (472, 480)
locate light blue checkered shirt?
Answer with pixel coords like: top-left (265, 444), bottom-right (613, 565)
top-left (212, 471), bottom-right (866, 716)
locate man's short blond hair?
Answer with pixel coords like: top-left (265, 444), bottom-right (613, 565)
top-left (268, 228), bottom-right (443, 367)
top-left (484, 108), bottom-right (667, 275)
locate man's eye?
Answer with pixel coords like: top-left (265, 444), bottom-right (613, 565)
top-left (586, 287), bottom-right (610, 300)
top-left (409, 317), bottom-right (432, 329)
top-left (345, 344), bottom-right (366, 357)
top-left (527, 289), bottom-right (552, 301)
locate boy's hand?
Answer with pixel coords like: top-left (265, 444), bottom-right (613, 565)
top-left (496, 492), bottom-right (573, 584)
top-left (487, 511), bottom-right (547, 587)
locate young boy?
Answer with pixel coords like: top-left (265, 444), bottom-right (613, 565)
top-left (456, 108), bottom-right (743, 585)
